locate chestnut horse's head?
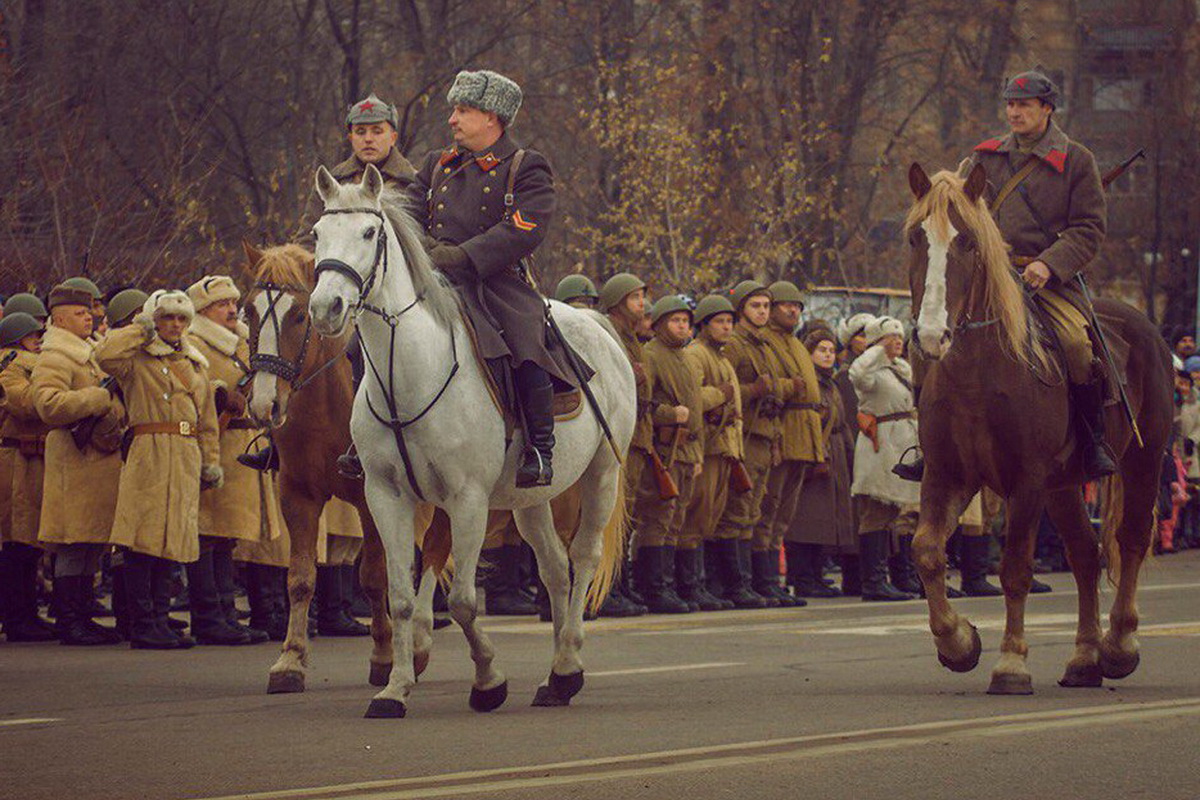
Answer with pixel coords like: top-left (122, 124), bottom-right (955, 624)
top-left (904, 162), bottom-right (1040, 368)
top-left (241, 241), bottom-right (320, 428)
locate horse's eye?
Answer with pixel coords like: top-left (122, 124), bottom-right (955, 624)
top-left (363, 227), bottom-right (375, 240)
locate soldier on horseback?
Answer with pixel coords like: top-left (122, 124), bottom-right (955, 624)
top-left (897, 69), bottom-right (1116, 482)
top-left (407, 70), bottom-right (577, 488)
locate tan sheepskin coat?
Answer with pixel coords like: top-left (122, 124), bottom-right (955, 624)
top-left (0, 348), bottom-right (51, 545)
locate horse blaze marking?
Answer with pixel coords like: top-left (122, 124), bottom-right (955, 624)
top-left (918, 217), bottom-right (954, 354)
top-left (252, 290), bottom-right (293, 408)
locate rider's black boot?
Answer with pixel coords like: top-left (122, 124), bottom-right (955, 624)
top-left (237, 443), bottom-right (279, 473)
top-left (1073, 377), bottom-right (1118, 480)
top-left (515, 365), bottom-right (555, 488)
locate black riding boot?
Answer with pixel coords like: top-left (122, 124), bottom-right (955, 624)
top-left (188, 549), bottom-right (253, 645)
top-left (515, 365), bottom-right (555, 488)
top-left (482, 546), bottom-right (539, 616)
top-left (789, 542), bottom-right (840, 598)
top-left (889, 534), bottom-right (923, 595)
top-left (713, 539), bottom-right (766, 608)
top-left (56, 576), bottom-right (119, 645)
top-left (316, 565), bottom-right (369, 635)
top-left (633, 547), bottom-right (690, 614)
top-left (960, 535), bottom-right (1003, 597)
top-left (860, 531), bottom-right (914, 602)
top-left (686, 546), bottom-right (731, 610)
top-left (839, 554), bottom-right (861, 596)
top-left (664, 546), bottom-right (699, 612)
top-left (597, 561), bottom-right (645, 617)
top-left (248, 564), bottom-right (289, 641)
top-left (125, 553), bottom-right (180, 649)
top-left (748, 547), bottom-right (781, 608)
top-left (2, 544), bottom-right (55, 641)
top-left (1073, 377), bottom-right (1118, 480)
top-left (153, 558), bottom-right (194, 648)
top-left (213, 546), bottom-right (268, 643)
top-left (237, 442), bottom-right (279, 472)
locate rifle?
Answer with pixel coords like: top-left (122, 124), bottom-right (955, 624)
top-left (0, 350), bottom-right (17, 375)
top-left (729, 459), bottom-right (753, 494)
top-left (1100, 149), bottom-right (1145, 190)
top-left (70, 376), bottom-right (118, 452)
top-left (649, 425), bottom-right (682, 500)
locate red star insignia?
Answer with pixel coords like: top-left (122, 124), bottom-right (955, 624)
top-left (1015, 77), bottom-right (1028, 89)
top-left (359, 101), bottom-right (376, 112)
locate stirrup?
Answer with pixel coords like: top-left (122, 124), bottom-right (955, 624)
top-left (237, 444), bottom-right (279, 473)
top-left (891, 446), bottom-right (924, 482)
top-left (516, 448), bottom-right (552, 488)
top-left (336, 450), bottom-right (364, 480)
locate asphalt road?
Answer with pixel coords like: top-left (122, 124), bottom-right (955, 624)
top-left (3, 551), bottom-right (1200, 800)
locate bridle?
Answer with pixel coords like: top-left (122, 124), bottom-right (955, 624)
top-left (911, 233), bottom-right (998, 361)
top-left (309, 204), bottom-right (460, 502)
top-left (248, 282), bottom-right (344, 393)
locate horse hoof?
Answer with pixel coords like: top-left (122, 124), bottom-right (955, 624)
top-left (1058, 663), bottom-right (1103, 688)
top-left (469, 680), bottom-right (509, 713)
top-left (548, 670), bottom-right (585, 701)
top-left (267, 670), bottom-right (305, 694)
top-left (414, 651), bottom-right (430, 679)
top-left (532, 685), bottom-right (571, 707)
top-left (1099, 649), bottom-right (1140, 680)
top-left (369, 662), bottom-right (392, 687)
top-left (936, 624), bottom-right (982, 674)
top-left (987, 672), bottom-right (1034, 696)
top-left (364, 698), bottom-right (407, 719)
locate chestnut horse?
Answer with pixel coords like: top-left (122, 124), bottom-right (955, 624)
top-left (240, 243), bottom-right (448, 694)
top-left (905, 163), bottom-right (1172, 694)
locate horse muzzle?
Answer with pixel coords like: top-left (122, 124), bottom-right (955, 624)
top-left (917, 326), bottom-right (952, 361)
top-left (309, 288), bottom-right (351, 337)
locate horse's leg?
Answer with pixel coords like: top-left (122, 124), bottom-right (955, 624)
top-left (357, 513), bottom-right (393, 688)
top-left (912, 481), bottom-right (977, 672)
top-left (413, 567), bottom-right (438, 679)
top-left (513, 499), bottom-right (576, 705)
top-left (987, 490), bottom-right (1043, 695)
top-left (446, 495), bottom-right (509, 713)
top-left (1046, 487), bottom-right (1104, 688)
top-left (361, 479), bottom-right (418, 719)
top-left (1100, 458), bottom-right (1157, 680)
top-left (268, 489), bottom-right (323, 694)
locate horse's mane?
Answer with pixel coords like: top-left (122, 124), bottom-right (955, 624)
top-left (904, 169), bottom-right (1047, 370)
top-left (379, 190), bottom-right (461, 330)
top-left (254, 243), bottom-right (315, 290)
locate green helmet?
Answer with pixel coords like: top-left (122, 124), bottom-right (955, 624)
top-left (599, 273), bottom-right (647, 312)
top-left (3, 293), bottom-right (48, 321)
top-left (106, 289), bottom-right (150, 328)
top-left (0, 312), bottom-right (44, 348)
top-left (728, 279), bottom-right (770, 312)
top-left (554, 274), bottom-right (599, 304)
top-left (62, 276), bottom-right (102, 299)
top-left (767, 280), bottom-right (805, 307)
top-left (694, 294), bottom-right (735, 328)
top-left (650, 294), bottom-right (693, 326)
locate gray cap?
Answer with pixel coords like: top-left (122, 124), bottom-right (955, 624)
top-left (346, 94), bottom-right (398, 129)
top-left (1003, 70), bottom-right (1059, 108)
top-left (447, 70), bottom-right (523, 126)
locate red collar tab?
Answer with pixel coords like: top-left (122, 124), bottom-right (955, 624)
top-left (475, 152), bottom-right (501, 171)
top-left (437, 147), bottom-right (459, 167)
top-left (974, 137), bottom-right (1004, 152)
top-left (1043, 148), bottom-right (1067, 173)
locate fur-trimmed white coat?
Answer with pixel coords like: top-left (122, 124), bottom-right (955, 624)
top-left (849, 344), bottom-right (920, 507)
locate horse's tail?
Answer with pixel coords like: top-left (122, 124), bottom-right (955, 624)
top-left (586, 465), bottom-right (628, 615)
top-left (1100, 473), bottom-right (1125, 587)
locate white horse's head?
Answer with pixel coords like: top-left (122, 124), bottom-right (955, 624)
top-left (309, 164), bottom-right (387, 337)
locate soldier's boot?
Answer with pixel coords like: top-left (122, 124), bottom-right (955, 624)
top-left (213, 546), bottom-right (268, 643)
top-left (152, 559), bottom-right (194, 648)
top-left (694, 545), bottom-right (733, 610)
top-left (124, 553), bottom-right (180, 650)
top-left (1, 545), bottom-right (55, 642)
top-left (768, 547), bottom-right (804, 607)
top-left (788, 542), bottom-right (840, 598)
top-left (746, 546), bottom-right (781, 608)
top-left (676, 548), bottom-right (724, 612)
top-left (666, 546), bottom-right (699, 612)
top-left (56, 576), bottom-right (118, 646)
top-left (889, 534), bottom-right (924, 595)
top-left (237, 442), bottom-right (279, 472)
top-left (597, 563), bottom-right (645, 617)
top-left (1073, 376), bottom-right (1118, 481)
top-left (336, 445), bottom-right (364, 480)
top-left (838, 554), bottom-right (862, 596)
top-left (633, 547), bottom-right (690, 614)
top-left (515, 365), bottom-right (555, 488)
top-left (701, 544), bottom-right (733, 609)
top-left (248, 565), bottom-right (289, 641)
top-left (712, 539), bottom-right (767, 608)
top-left (348, 562), bottom-right (373, 618)
top-left (316, 565), bottom-right (369, 636)
top-left (860, 531), bottom-right (915, 602)
top-left (188, 550), bottom-right (254, 645)
top-left (960, 535), bottom-right (1004, 597)
top-left (482, 546), bottom-right (539, 616)
top-left (619, 566), bottom-right (649, 614)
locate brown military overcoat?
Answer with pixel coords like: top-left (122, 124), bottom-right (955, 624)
top-left (96, 326), bottom-right (220, 563)
top-left (723, 321), bottom-right (787, 443)
top-left (33, 325), bottom-right (124, 546)
top-left (408, 132), bottom-right (576, 388)
top-left (643, 333), bottom-right (705, 465)
top-left (682, 337), bottom-right (744, 460)
top-left (0, 348), bottom-right (50, 545)
top-left (787, 367), bottom-right (856, 552)
top-left (762, 324), bottom-right (825, 464)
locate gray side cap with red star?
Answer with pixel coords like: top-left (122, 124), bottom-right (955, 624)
top-left (346, 94), bottom-right (398, 128)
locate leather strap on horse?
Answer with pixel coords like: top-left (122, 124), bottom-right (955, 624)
top-left (990, 157), bottom-right (1039, 215)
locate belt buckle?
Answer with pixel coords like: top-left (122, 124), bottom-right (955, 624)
top-left (179, 421), bottom-right (192, 436)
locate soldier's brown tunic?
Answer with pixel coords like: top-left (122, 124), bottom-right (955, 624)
top-left (407, 132), bottom-right (576, 388)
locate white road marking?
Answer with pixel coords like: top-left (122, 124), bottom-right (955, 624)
top-left (196, 698), bottom-right (1200, 800)
top-left (0, 718), bottom-right (61, 728)
top-left (588, 662), bottom-right (745, 678)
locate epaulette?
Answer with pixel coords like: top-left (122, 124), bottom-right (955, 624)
top-left (973, 137), bottom-right (1004, 152)
top-left (437, 147), bottom-right (459, 167)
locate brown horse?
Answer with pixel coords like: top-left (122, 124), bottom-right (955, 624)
top-left (239, 242), bottom-right (446, 694)
top-left (904, 163), bottom-right (1173, 694)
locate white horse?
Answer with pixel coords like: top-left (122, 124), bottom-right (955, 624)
top-left (307, 164), bottom-right (634, 719)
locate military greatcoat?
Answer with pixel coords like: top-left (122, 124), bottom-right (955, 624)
top-left (407, 131), bottom-right (576, 388)
top-left (0, 348), bottom-right (50, 545)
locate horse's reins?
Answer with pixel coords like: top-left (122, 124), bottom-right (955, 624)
top-left (312, 206), bottom-right (460, 502)
top-left (248, 282), bottom-right (345, 393)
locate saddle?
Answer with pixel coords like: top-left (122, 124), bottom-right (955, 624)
top-left (1021, 290), bottom-right (1131, 401)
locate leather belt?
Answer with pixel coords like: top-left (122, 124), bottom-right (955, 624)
top-left (784, 401), bottom-right (825, 411)
top-left (225, 418), bottom-right (259, 431)
top-left (876, 410), bottom-right (915, 424)
top-left (1, 436), bottom-right (45, 456)
top-left (131, 421), bottom-right (197, 437)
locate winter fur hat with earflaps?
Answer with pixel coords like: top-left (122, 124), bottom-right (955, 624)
top-left (447, 70), bottom-right (523, 126)
top-left (142, 289), bottom-right (195, 321)
top-left (187, 275), bottom-right (240, 313)
top-left (837, 312), bottom-right (877, 347)
top-left (864, 316), bottom-right (905, 347)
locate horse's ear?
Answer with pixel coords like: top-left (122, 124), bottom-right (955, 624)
top-left (908, 163), bottom-right (932, 200)
top-left (362, 163), bottom-right (384, 201)
top-left (241, 239), bottom-right (264, 272)
top-left (315, 166), bottom-right (340, 203)
top-left (964, 162), bottom-right (987, 203)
